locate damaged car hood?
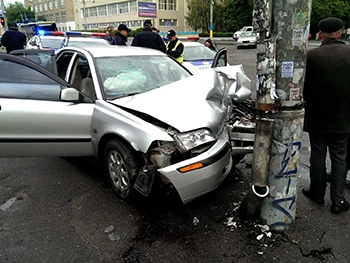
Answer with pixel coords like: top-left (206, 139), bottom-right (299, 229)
top-left (111, 66), bottom-right (250, 134)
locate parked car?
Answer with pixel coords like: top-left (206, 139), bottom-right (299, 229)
top-left (233, 26), bottom-right (253, 41)
top-left (182, 41), bottom-right (228, 74)
top-left (58, 31), bottom-right (110, 49)
top-left (26, 34), bottom-right (65, 52)
top-left (1, 46), bottom-right (251, 204)
top-left (236, 32), bottom-right (258, 49)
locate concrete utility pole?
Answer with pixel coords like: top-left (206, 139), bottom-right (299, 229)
top-left (251, 0), bottom-right (312, 231)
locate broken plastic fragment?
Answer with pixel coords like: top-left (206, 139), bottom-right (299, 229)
top-left (193, 217), bottom-right (199, 225)
top-left (104, 225), bottom-right (115, 233)
top-left (257, 234), bottom-right (264, 240)
top-left (108, 233), bottom-right (120, 241)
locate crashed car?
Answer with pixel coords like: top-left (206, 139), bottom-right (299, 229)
top-left (0, 46), bottom-right (251, 204)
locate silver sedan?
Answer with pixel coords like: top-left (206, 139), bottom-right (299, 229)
top-left (0, 46), bottom-right (251, 203)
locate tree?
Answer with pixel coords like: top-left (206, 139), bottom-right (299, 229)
top-left (5, 2), bottom-right (35, 26)
top-left (186, 0), bottom-right (226, 33)
top-left (222, 0), bottom-right (253, 32)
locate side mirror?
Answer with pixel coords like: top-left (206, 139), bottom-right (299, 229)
top-left (60, 87), bottom-right (80, 102)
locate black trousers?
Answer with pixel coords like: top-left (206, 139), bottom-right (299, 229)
top-left (309, 132), bottom-right (349, 203)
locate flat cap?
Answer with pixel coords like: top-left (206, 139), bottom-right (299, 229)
top-left (318, 17), bottom-right (343, 33)
top-left (118, 24), bottom-right (130, 32)
top-left (144, 19), bottom-right (152, 27)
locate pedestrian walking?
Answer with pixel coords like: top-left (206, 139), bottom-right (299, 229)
top-left (131, 20), bottom-right (166, 52)
top-left (302, 17), bottom-right (350, 214)
top-left (115, 24), bottom-right (130, 46)
top-left (165, 29), bottom-right (184, 63)
top-left (1, 22), bottom-right (27, 54)
top-left (204, 38), bottom-right (217, 52)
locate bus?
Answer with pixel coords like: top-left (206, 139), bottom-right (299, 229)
top-left (18, 21), bottom-right (58, 38)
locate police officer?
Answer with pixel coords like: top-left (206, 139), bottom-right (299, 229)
top-left (1, 23), bottom-right (27, 54)
top-left (165, 29), bottom-right (184, 63)
top-left (131, 20), bottom-right (166, 52)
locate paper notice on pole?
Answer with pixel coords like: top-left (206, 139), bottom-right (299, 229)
top-left (281, 62), bottom-right (293, 78)
top-left (292, 29), bottom-right (303, 46)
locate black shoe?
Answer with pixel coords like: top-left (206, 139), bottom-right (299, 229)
top-left (302, 189), bottom-right (325, 205)
top-left (331, 200), bottom-right (350, 214)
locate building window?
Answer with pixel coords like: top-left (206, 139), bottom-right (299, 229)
top-left (107, 4), bottom-right (117, 15)
top-left (61, 12), bottom-right (66, 22)
top-left (49, 1), bottom-right (53, 10)
top-left (98, 6), bottom-right (107, 16)
top-left (55, 13), bottom-right (60, 22)
top-left (60, 0), bottom-right (64, 8)
top-left (39, 4), bottom-right (43, 11)
top-left (43, 2), bottom-right (47, 11)
top-left (54, 0), bottom-right (58, 8)
top-left (159, 0), bottom-right (177, 11)
top-left (89, 7), bottom-right (97, 17)
top-left (159, 19), bottom-right (177, 27)
top-left (119, 2), bottom-right (128, 14)
top-left (130, 0), bottom-right (136, 13)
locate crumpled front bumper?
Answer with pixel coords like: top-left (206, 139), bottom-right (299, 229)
top-left (157, 131), bottom-right (233, 203)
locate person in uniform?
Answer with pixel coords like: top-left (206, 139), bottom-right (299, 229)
top-left (165, 29), bottom-right (184, 63)
top-left (131, 20), bottom-right (166, 52)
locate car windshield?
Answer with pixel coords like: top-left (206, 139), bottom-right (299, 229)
top-left (41, 38), bottom-right (64, 49)
top-left (183, 45), bottom-right (216, 61)
top-left (96, 55), bottom-right (192, 99)
top-left (239, 32), bottom-right (255, 38)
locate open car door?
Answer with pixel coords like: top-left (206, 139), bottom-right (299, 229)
top-left (10, 49), bottom-right (58, 75)
top-left (211, 47), bottom-right (227, 68)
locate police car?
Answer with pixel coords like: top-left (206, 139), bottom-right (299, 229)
top-left (26, 31), bottom-right (65, 52)
top-left (182, 41), bottom-right (220, 74)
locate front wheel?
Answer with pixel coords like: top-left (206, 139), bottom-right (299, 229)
top-left (104, 139), bottom-right (140, 199)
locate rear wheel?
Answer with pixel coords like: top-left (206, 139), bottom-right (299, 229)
top-left (104, 139), bottom-right (140, 199)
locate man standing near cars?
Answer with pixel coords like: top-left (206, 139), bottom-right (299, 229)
top-left (115, 24), bottom-right (130, 46)
top-left (1, 22), bottom-right (26, 54)
top-left (302, 17), bottom-right (350, 214)
top-left (131, 20), bottom-right (166, 52)
top-left (165, 29), bottom-right (184, 63)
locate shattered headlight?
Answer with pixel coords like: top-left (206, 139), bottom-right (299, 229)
top-left (174, 129), bottom-right (216, 153)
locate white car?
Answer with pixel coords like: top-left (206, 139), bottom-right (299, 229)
top-left (3, 46), bottom-right (251, 204)
top-left (236, 32), bottom-right (258, 49)
top-left (233, 26), bottom-right (253, 41)
top-left (182, 42), bottom-right (224, 74)
top-left (26, 35), bottom-right (65, 52)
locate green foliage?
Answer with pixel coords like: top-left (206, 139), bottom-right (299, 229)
top-left (5, 2), bottom-right (35, 26)
top-left (186, 0), bottom-right (226, 33)
top-left (222, 0), bottom-right (253, 32)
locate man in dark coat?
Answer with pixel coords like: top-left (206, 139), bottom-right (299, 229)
top-left (1, 23), bottom-right (27, 54)
top-left (115, 24), bottom-right (130, 46)
top-left (131, 20), bottom-right (166, 52)
top-left (302, 17), bottom-right (350, 214)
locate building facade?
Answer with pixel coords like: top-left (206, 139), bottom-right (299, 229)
top-left (24, 0), bottom-right (191, 32)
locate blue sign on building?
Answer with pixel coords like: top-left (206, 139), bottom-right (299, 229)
top-left (138, 2), bottom-right (157, 18)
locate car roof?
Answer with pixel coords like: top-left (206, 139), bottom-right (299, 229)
top-left (67, 37), bottom-right (108, 42)
top-left (58, 46), bottom-right (168, 58)
top-left (182, 41), bottom-right (206, 47)
top-left (31, 35), bottom-right (65, 40)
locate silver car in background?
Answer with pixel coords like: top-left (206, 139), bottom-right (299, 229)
top-left (0, 46), bottom-right (251, 204)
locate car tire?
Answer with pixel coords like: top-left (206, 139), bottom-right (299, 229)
top-left (104, 138), bottom-right (140, 199)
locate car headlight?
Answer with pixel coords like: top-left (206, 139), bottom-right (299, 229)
top-left (174, 129), bottom-right (216, 153)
